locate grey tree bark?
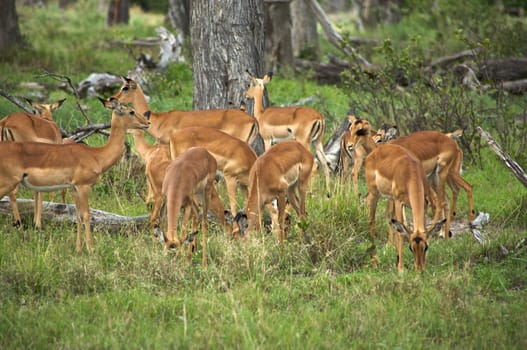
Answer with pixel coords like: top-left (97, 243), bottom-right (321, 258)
top-left (291, 0), bottom-right (319, 60)
top-left (107, 0), bottom-right (130, 26)
top-left (190, 1), bottom-right (265, 110)
top-left (168, 0), bottom-right (190, 37)
top-left (0, 0), bottom-right (24, 54)
top-left (264, 0), bottom-right (294, 72)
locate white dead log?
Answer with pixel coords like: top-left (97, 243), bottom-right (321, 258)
top-left (477, 126), bottom-right (527, 187)
top-left (0, 197), bottom-right (149, 233)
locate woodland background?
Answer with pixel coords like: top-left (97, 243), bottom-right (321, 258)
top-left (0, 1), bottom-right (526, 349)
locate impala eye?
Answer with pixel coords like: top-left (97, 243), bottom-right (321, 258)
top-left (130, 110), bottom-right (135, 115)
top-left (122, 87), bottom-right (129, 92)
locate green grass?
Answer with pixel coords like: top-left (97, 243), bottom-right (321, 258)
top-left (1, 1), bottom-right (527, 349)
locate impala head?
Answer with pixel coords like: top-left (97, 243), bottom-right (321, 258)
top-left (232, 210), bottom-right (248, 239)
top-left (99, 97), bottom-right (150, 130)
top-left (110, 76), bottom-right (140, 105)
top-left (26, 98), bottom-right (66, 120)
top-left (244, 71), bottom-right (273, 100)
top-left (376, 123), bottom-right (398, 142)
top-left (346, 118), bottom-right (372, 152)
top-left (390, 219), bottom-right (446, 272)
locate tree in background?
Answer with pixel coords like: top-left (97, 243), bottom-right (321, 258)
top-left (190, 1), bottom-right (265, 110)
top-left (107, 0), bottom-right (130, 26)
top-left (0, 0), bottom-right (23, 55)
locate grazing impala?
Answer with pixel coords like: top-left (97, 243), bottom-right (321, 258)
top-left (0, 98), bottom-right (66, 229)
top-left (365, 143), bottom-right (445, 272)
top-left (348, 119), bottom-right (474, 239)
top-left (0, 98), bottom-right (150, 252)
top-left (161, 147), bottom-right (232, 267)
top-left (109, 77), bottom-right (259, 145)
top-left (244, 72), bottom-right (331, 195)
top-left (390, 129), bottom-right (474, 238)
top-left (234, 141), bottom-right (314, 242)
top-left (169, 126), bottom-right (257, 214)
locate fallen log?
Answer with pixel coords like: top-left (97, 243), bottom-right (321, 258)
top-left (0, 197), bottom-right (149, 233)
top-left (477, 126), bottom-right (527, 187)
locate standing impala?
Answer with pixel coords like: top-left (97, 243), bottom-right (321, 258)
top-left (346, 119), bottom-right (474, 239)
top-left (339, 115), bottom-right (397, 193)
top-left (161, 147), bottom-right (232, 267)
top-left (109, 77), bottom-right (259, 145)
top-left (244, 72), bottom-right (331, 195)
top-left (234, 141), bottom-right (314, 242)
top-left (130, 129), bottom-right (172, 244)
top-left (0, 98), bottom-right (66, 229)
top-left (169, 126), bottom-right (257, 214)
top-left (0, 98), bottom-right (150, 253)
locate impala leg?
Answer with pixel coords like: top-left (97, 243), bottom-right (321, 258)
top-left (314, 140), bottom-right (331, 196)
top-left (351, 149), bottom-right (364, 195)
top-left (202, 185), bottom-right (211, 268)
top-left (366, 191), bottom-right (379, 268)
top-left (394, 200), bottom-right (405, 273)
top-left (33, 191), bottom-right (43, 230)
top-left (339, 146), bottom-right (350, 186)
top-left (450, 171), bottom-right (475, 222)
top-left (386, 199), bottom-right (395, 245)
top-left (224, 175), bottom-right (239, 214)
top-left (150, 195), bottom-right (164, 246)
top-left (8, 187), bottom-right (22, 228)
top-left (71, 186), bottom-right (91, 253)
top-left (277, 193), bottom-right (287, 243)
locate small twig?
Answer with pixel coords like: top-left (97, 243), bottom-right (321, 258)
top-left (36, 70), bottom-right (93, 124)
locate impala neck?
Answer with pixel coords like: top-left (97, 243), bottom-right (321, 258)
top-left (360, 132), bottom-right (378, 154)
top-left (252, 88), bottom-right (265, 121)
top-left (97, 117), bottom-right (129, 172)
top-left (131, 130), bottom-right (151, 160)
top-left (132, 85), bottom-right (151, 118)
top-left (407, 177), bottom-right (427, 233)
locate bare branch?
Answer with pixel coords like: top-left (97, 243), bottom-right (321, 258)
top-left (304, 0), bottom-right (374, 69)
top-left (0, 85), bottom-right (33, 114)
top-left (36, 70), bottom-right (93, 124)
top-left (477, 126), bottom-right (527, 187)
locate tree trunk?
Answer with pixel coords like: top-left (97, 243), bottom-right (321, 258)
top-left (190, 0), bottom-right (265, 110)
top-left (0, 0), bottom-right (24, 54)
top-left (167, 0), bottom-right (190, 37)
top-left (264, 0), bottom-right (294, 72)
top-left (107, 0), bottom-right (130, 26)
top-left (291, 0), bottom-right (319, 60)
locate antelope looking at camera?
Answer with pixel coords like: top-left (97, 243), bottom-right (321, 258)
top-left (161, 147), bottom-right (232, 267)
top-left (244, 72), bottom-right (331, 196)
top-left (169, 126), bottom-right (258, 214)
top-left (109, 77), bottom-right (259, 145)
top-left (234, 141), bottom-right (314, 243)
top-left (339, 115), bottom-right (398, 193)
top-left (348, 119), bottom-right (473, 240)
top-left (0, 98), bottom-right (150, 253)
top-left (0, 98), bottom-right (66, 229)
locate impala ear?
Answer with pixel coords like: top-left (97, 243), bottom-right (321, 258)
top-left (233, 210), bottom-right (248, 237)
top-left (427, 219), bottom-right (446, 239)
top-left (263, 72), bottom-right (273, 83)
top-left (390, 219), bottom-right (411, 237)
top-left (52, 98), bottom-right (67, 110)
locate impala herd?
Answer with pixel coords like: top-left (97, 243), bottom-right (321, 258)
top-left (0, 72), bottom-right (475, 272)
